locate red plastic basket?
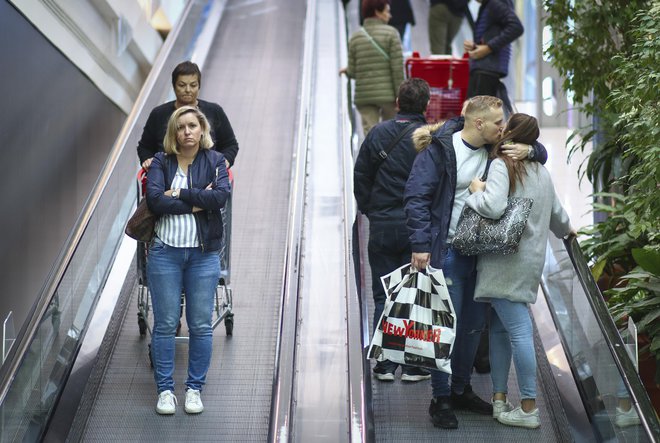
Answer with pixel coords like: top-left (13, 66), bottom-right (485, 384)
top-left (405, 53), bottom-right (470, 123)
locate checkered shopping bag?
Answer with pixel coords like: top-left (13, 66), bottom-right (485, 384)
top-left (368, 264), bottom-right (456, 373)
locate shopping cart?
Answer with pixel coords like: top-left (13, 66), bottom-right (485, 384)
top-left (405, 52), bottom-right (470, 123)
top-left (134, 167), bottom-right (235, 355)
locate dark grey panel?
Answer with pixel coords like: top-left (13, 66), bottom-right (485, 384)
top-left (0, 1), bottom-right (126, 344)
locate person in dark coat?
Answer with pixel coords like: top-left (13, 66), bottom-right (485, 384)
top-left (389, 0), bottom-right (415, 40)
top-left (137, 61), bottom-right (239, 170)
top-left (463, 0), bottom-right (523, 115)
top-left (354, 78), bottom-right (432, 382)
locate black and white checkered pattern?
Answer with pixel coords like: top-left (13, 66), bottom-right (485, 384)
top-left (368, 264), bottom-right (456, 373)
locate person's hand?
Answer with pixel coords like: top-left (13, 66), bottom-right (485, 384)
top-left (411, 252), bottom-right (430, 270)
top-left (469, 177), bottom-right (486, 193)
top-left (141, 157), bottom-right (153, 170)
top-left (339, 67), bottom-right (347, 76)
top-left (463, 40), bottom-right (475, 53)
top-left (468, 44), bottom-right (492, 60)
top-left (225, 159), bottom-right (230, 168)
top-left (501, 142), bottom-right (531, 161)
top-left (164, 188), bottom-right (176, 197)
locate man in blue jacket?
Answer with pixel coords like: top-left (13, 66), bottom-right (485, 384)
top-left (354, 78), bottom-right (432, 382)
top-left (464, 0), bottom-right (523, 115)
top-left (403, 95), bottom-right (546, 429)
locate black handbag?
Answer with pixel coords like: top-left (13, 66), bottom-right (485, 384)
top-left (452, 196), bottom-right (533, 256)
top-left (125, 198), bottom-right (157, 242)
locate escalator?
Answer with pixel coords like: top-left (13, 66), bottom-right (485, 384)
top-left (0, 0), bottom-right (658, 442)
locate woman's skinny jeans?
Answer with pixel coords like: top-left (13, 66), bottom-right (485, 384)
top-left (147, 237), bottom-right (220, 393)
top-left (489, 298), bottom-right (537, 400)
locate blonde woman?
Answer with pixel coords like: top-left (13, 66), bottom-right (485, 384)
top-left (146, 106), bottom-right (231, 415)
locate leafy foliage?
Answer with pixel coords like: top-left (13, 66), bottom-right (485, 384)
top-left (545, 1), bottom-right (660, 362)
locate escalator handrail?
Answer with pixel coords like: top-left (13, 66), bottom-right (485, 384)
top-left (563, 236), bottom-right (660, 439)
top-left (0, 0), bottom-right (199, 405)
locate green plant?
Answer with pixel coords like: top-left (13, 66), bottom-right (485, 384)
top-left (545, 1), bottom-right (660, 364)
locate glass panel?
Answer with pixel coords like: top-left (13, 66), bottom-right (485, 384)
top-left (542, 236), bottom-right (652, 442)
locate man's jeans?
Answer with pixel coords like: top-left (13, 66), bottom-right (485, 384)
top-left (368, 221), bottom-right (411, 372)
top-left (431, 247), bottom-right (486, 397)
top-left (489, 298), bottom-right (536, 399)
top-left (147, 237), bottom-right (220, 393)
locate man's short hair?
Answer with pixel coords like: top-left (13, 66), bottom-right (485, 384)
top-left (397, 78), bottom-right (431, 114)
top-left (171, 61), bottom-right (202, 87)
top-left (464, 95), bottom-right (503, 120)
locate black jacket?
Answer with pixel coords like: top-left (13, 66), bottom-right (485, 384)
top-left (146, 149), bottom-right (231, 252)
top-left (354, 113), bottom-right (427, 224)
top-left (137, 99), bottom-right (239, 166)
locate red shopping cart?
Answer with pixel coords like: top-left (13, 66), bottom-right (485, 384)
top-left (405, 52), bottom-right (470, 123)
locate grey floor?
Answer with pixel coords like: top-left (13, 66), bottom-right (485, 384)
top-left (76, 0), bottom-right (306, 441)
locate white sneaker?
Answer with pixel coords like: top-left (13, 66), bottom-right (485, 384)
top-left (185, 389), bottom-right (204, 414)
top-left (615, 406), bottom-right (641, 428)
top-left (497, 406), bottom-right (540, 429)
top-left (492, 398), bottom-right (514, 419)
top-left (156, 390), bottom-right (177, 415)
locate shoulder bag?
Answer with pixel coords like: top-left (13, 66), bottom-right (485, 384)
top-left (452, 159), bottom-right (533, 255)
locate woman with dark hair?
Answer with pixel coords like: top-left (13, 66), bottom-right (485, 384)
top-left (340, 0), bottom-right (404, 135)
top-left (465, 113), bottom-right (575, 429)
top-left (146, 106), bottom-right (231, 415)
top-left (137, 61), bottom-right (239, 170)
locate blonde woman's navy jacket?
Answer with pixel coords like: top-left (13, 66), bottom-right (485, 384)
top-left (404, 117), bottom-right (547, 269)
top-left (146, 150), bottom-right (231, 252)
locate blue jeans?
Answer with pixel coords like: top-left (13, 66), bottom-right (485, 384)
top-left (147, 237), bottom-right (220, 393)
top-left (489, 298), bottom-right (536, 399)
top-left (431, 247), bottom-right (486, 397)
top-left (368, 222), bottom-right (412, 372)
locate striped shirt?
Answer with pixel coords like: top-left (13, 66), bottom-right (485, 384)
top-left (155, 166), bottom-right (199, 247)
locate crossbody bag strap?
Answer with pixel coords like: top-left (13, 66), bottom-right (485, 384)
top-left (377, 122), bottom-right (417, 166)
top-left (361, 27), bottom-right (390, 61)
top-left (480, 158), bottom-right (493, 181)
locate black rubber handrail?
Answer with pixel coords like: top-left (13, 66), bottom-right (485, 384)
top-left (563, 236), bottom-right (660, 440)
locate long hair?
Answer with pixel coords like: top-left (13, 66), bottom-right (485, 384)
top-left (163, 106), bottom-right (214, 155)
top-left (492, 113), bottom-right (540, 193)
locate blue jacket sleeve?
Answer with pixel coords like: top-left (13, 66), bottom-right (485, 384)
top-left (179, 154), bottom-right (231, 210)
top-left (532, 141), bottom-right (548, 165)
top-left (146, 154), bottom-right (194, 215)
top-left (404, 146), bottom-right (441, 253)
top-left (353, 130), bottom-right (378, 215)
top-left (484, 0), bottom-right (524, 51)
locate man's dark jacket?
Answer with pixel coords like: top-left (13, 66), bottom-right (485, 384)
top-left (404, 117), bottom-right (547, 269)
top-left (354, 113), bottom-right (427, 224)
top-left (137, 99), bottom-right (239, 166)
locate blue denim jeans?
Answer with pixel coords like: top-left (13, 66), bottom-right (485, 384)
top-left (147, 237), bottom-right (220, 393)
top-left (431, 247), bottom-right (486, 397)
top-left (489, 298), bottom-right (536, 399)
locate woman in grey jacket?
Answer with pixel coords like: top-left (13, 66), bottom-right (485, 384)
top-left (340, 0), bottom-right (404, 135)
top-left (465, 114), bottom-right (574, 429)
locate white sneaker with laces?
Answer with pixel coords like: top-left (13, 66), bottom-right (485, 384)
top-left (156, 390), bottom-right (177, 415)
top-left (185, 389), bottom-right (204, 414)
top-left (497, 406), bottom-right (540, 429)
top-left (492, 398), bottom-right (514, 419)
top-left (615, 406), bottom-right (641, 428)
